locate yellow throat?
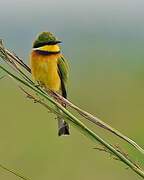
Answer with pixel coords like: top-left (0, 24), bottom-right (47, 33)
top-left (34, 44), bottom-right (60, 52)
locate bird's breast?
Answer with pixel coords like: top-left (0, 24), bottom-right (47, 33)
top-left (30, 51), bottom-right (61, 91)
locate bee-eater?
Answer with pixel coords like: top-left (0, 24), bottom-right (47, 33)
top-left (30, 32), bottom-right (70, 136)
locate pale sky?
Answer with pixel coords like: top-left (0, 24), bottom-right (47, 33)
top-left (1, 0), bottom-right (144, 58)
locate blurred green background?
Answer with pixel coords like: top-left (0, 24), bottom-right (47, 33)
top-left (0, 0), bottom-right (144, 179)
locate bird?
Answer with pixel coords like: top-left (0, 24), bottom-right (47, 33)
top-left (30, 32), bottom-right (70, 136)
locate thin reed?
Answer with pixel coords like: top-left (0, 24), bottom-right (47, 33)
top-left (0, 40), bottom-right (144, 179)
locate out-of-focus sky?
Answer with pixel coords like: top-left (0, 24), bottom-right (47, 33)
top-left (0, 0), bottom-right (144, 180)
top-left (1, 0), bottom-right (144, 57)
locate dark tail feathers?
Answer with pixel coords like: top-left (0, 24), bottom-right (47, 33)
top-left (58, 120), bottom-right (70, 136)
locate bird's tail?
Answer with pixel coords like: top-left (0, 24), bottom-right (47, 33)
top-left (58, 118), bottom-right (70, 136)
top-left (57, 78), bottom-right (70, 136)
top-left (56, 101), bottom-right (70, 136)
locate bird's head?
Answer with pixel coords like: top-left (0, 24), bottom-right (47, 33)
top-left (33, 32), bottom-right (61, 53)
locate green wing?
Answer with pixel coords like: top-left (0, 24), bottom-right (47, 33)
top-left (57, 55), bottom-right (69, 98)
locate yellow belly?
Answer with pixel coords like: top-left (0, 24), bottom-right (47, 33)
top-left (30, 51), bottom-right (61, 91)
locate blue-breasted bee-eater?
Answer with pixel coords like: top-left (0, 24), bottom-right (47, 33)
top-left (30, 32), bottom-right (70, 136)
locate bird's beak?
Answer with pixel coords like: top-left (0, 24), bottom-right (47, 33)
top-left (55, 40), bottom-right (62, 44)
top-left (46, 40), bottom-right (62, 45)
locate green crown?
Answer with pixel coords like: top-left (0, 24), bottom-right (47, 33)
top-left (33, 32), bottom-right (61, 48)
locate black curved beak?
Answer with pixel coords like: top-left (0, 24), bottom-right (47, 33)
top-left (54, 40), bottom-right (62, 44)
top-left (47, 40), bottom-right (62, 45)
